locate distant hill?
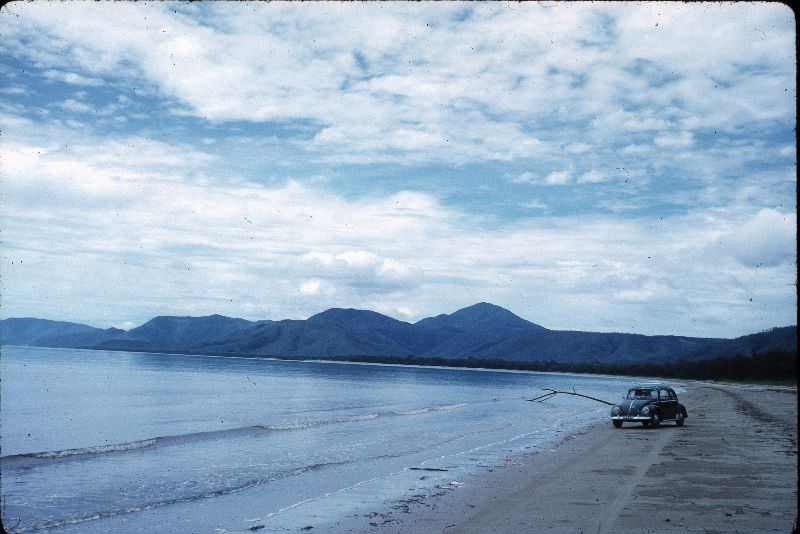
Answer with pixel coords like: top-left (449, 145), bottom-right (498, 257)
top-left (0, 318), bottom-right (111, 347)
top-left (94, 315), bottom-right (257, 351)
top-left (1, 304), bottom-right (796, 365)
top-left (204, 309), bottom-right (421, 357)
top-left (35, 327), bottom-right (128, 349)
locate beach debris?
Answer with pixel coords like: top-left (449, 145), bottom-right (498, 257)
top-left (248, 526), bottom-right (265, 531)
top-left (301, 527), bottom-right (314, 531)
top-left (409, 467), bottom-right (449, 472)
top-left (527, 388), bottom-right (615, 406)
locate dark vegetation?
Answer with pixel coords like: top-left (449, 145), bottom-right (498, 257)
top-left (317, 348), bottom-right (798, 383)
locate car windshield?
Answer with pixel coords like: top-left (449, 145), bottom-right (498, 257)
top-left (627, 388), bottom-right (655, 399)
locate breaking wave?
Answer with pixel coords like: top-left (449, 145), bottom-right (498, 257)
top-left (392, 402), bottom-right (468, 415)
top-left (11, 438), bottom-right (160, 460)
top-left (4, 422), bottom-right (483, 533)
top-left (2, 402), bottom-right (467, 465)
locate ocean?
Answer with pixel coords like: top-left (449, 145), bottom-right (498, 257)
top-left (1, 346), bottom-right (635, 533)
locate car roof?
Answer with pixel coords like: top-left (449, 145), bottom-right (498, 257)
top-left (629, 383), bottom-right (671, 389)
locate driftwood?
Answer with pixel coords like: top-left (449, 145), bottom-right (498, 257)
top-left (409, 467), bottom-right (449, 472)
top-left (526, 388), bottom-right (615, 406)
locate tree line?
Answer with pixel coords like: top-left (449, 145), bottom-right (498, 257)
top-left (323, 349), bottom-right (797, 383)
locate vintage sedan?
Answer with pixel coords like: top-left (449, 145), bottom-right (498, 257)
top-left (610, 384), bottom-right (687, 428)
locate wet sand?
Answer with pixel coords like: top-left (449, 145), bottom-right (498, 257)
top-left (327, 382), bottom-right (797, 533)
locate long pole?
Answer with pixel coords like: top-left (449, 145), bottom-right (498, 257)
top-left (526, 388), bottom-right (615, 406)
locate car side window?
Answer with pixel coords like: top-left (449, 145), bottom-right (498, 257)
top-left (659, 389), bottom-right (671, 400)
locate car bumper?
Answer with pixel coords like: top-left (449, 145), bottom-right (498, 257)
top-left (611, 416), bottom-right (652, 422)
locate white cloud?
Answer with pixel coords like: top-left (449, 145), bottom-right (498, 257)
top-left (1, 2), bottom-right (792, 164)
top-left (394, 306), bottom-right (417, 319)
top-left (58, 98), bottom-right (94, 114)
top-left (510, 171), bottom-right (537, 184)
top-left (522, 198), bottom-right (547, 210)
top-left (614, 281), bottom-right (670, 303)
top-left (544, 170), bottom-right (571, 185)
top-left (654, 131), bottom-right (694, 148)
top-left (577, 169), bottom-right (608, 184)
top-left (1, 134), bottom-right (217, 203)
top-left (300, 250), bottom-right (418, 293)
top-left (511, 170), bottom-right (574, 186)
top-left (721, 208), bottom-right (797, 268)
top-left (299, 279), bottom-right (335, 297)
top-left (564, 143), bottom-right (592, 154)
top-left (0, 86), bottom-right (26, 95)
top-left (620, 144), bottom-right (650, 155)
top-left (42, 69), bottom-right (104, 86)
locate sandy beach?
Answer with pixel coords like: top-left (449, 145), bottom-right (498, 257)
top-left (327, 382), bottom-right (797, 533)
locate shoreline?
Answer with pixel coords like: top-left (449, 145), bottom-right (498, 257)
top-left (324, 382), bottom-right (797, 533)
top-left (4, 345), bottom-right (795, 387)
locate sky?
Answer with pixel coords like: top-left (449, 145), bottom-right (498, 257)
top-left (0, 2), bottom-right (796, 338)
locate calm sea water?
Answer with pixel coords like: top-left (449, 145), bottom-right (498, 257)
top-left (1, 346), bottom-right (635, 533)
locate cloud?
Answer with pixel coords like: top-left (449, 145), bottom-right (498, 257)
top-left (511, 168), bottom-right (610, 187)
top-left (1, 125), bottom-right (795, 334)
top-left (614, 281), bottom-right (670, 303)
top-left (654, 131), bottom-right (694, 148)
top-left (393, 306), bottom-right (416, 318)
top-left (0, 86), bottom-right (26, 95)
top-left (1, 2), bottom-right (792, 166)
top-left (577, 169), bottom-right (608, 184)
top-left (522, 198), bottom-right (547, 210)
top-left (300, 250), bottom-right (418, 294)
top-left (42, 69), bottom-right (105, 86)
top-left (299, 279), bottom-right (335, 297)
top-left (778, 145), bottom-right (795, 158)
top-left (58, 98), bottom-right (94, 114)
top-left (511, 170), bottom-right (574, 186)
top-left (721, 209), bottom-right (797, 268)
top-left (1, 134), bottom-right (217, 206)
top-left (544, 170), bottom-right (571, 185)
top-left (511, 172), bottom-right (537, 184)
top-left (564, 143), bottom-right (592, 154)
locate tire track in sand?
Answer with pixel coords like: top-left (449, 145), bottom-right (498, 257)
top-left (594, 426), bottom-right (673, 534)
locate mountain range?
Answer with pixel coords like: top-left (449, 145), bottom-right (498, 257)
top-left (1, 303), bottom-right (796, 364)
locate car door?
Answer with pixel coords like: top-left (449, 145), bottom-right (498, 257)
top-left (658, 388), bottom-right (676, 419)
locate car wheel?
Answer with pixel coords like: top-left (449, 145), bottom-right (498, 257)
top-left (675, 411), bottom-right (684, 426)
top-left (650, 413), bottom-right (661, 429)
top-left (613, 420), bottom-right (623, 428)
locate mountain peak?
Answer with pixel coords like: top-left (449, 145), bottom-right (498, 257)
top-left (307, 308), bottom-right (406, 327)
top-left (456, 302), bottom-right (510, 314)
top-left (416, 302), bottom-right (546, 332)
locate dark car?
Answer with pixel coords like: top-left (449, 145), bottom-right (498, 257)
top-left (610, 383), bottom-right (687, 428)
